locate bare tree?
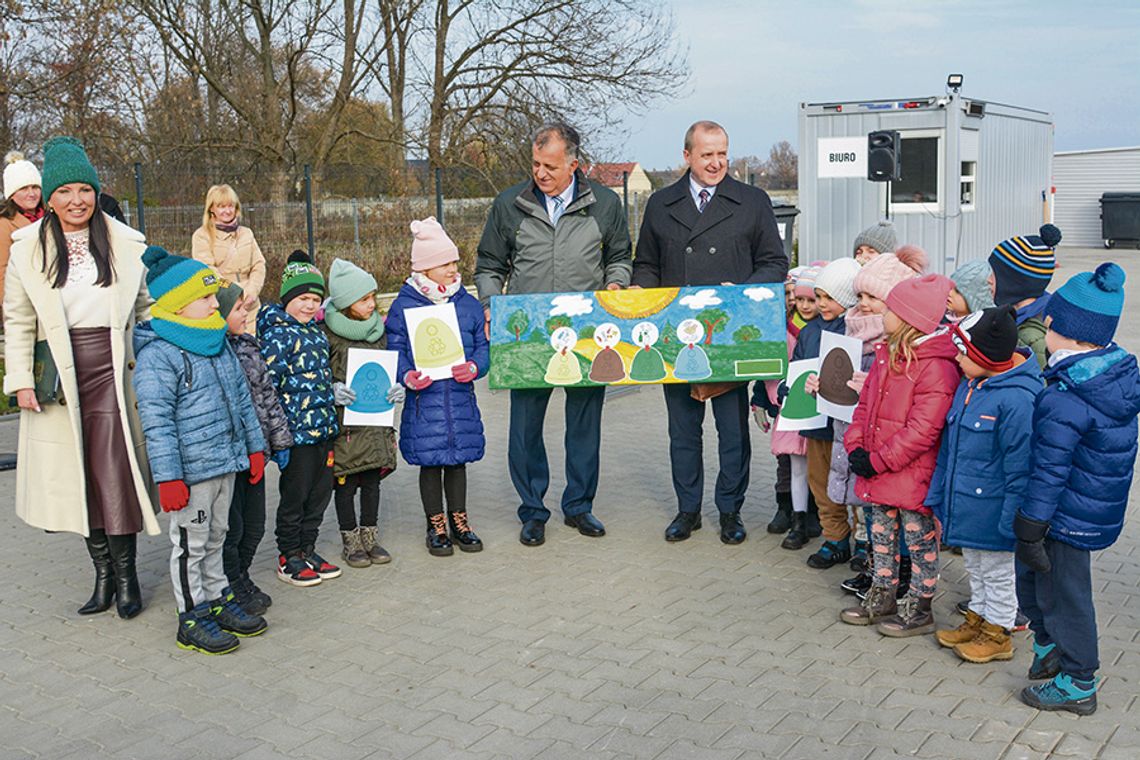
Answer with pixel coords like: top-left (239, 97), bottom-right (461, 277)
top-left (762, 140), bottom-right (798, 190)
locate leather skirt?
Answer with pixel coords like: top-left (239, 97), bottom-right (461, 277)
top-left (70, 327), bottom-right (143, 535)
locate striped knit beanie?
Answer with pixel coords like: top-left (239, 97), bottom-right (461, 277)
top-left (1045, 263), bottom-right (1126, 346)
top-left (989, 224), bottom-right (1061, 306)
top-left (794, 264), bottom-right (822, 298)
top-left (280, 249), bottom-right (326, 305)
top-left (143, 245), bottom-right (219, 312)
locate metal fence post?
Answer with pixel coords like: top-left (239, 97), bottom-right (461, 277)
top-left (434, 168), bottom-right (444, 226)
top-left (133, 162), bottom-right (145, 234)
top-left (304, 164), bottom-right (315, 259)
top-left (622, 171), bottom-right (629, 220)
top-left (352, 197), bottom-right (360, 258)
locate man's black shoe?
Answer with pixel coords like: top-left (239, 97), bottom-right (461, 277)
top-left (665, 511), bottom-right (701, 542)
top-left (520, 519), bottom-right (546, 546)
top-left (719, 512), bottom-right (747, 545)
top-left (564, 513), bottom-right (605, 537)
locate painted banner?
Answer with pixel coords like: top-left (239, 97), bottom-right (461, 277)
top-left (488, 284), bottom-right (787, 390)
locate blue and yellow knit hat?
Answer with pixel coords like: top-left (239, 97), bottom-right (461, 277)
top-left (988, 224), bottom-right (1061, 306)
top-left (1045, 262), bottom-right (1126, 347)
top-left (142, 245), bottom-right (220, 312)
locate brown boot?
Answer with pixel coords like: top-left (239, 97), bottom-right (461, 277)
top-left (340, 529), bottom-right (371, 568)
top-left (936, 609), bottom-right (984, 648)
top-left (878, 595), bottom-right (935, 638)
top-left (954, 620), bottom-right (1014, 663)
top-left (359, 525), bottom-right (392, 565)
top-left (840, 584), bottom-right (898, 626)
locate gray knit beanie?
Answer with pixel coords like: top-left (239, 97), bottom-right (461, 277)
top-left (853, 220), bottom-right (898, 256)
top-left (950, 259), bottom-right (995, 313)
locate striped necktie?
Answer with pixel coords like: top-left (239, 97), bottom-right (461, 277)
top-left (551, 195), bottom-right (565, 225)
top-left (698, 189), bottom-right (710, 213)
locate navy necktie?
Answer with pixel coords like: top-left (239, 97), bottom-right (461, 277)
top-left (698, 189), bottom-right (710, 213)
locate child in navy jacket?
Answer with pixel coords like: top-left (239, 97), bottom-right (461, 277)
top-left (386, 218), bottom-right (489, 557)
top-left (1014, 263), bottom-right (1140, 715)
top-left (927, 306), bottom-right (1042, 663)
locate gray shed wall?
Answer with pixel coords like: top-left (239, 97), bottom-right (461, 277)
top-left (1054, 148), bottom-right (1140, 247)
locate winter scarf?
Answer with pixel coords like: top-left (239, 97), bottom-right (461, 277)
top-left (1015, 293), bottom-right (1051, 326)
top-left (20, 207), bottom-right (44, 224)
top-left (324, 306), bottom-right (385, 343)
top-left (215, 220), bottom-right (241, 234)
top-left (149, 305), bottom-right (228, 356)
top-left (844, 308), bottom-right (884, 354)
top-left (407, 271), bottom-right (463, 304)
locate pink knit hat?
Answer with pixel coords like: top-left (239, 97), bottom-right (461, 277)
top-left (886, 274), bottom-right (954, 334)
top-left (854, 244), bottom-right (928, 302)
top-left (410, 216), bottom-right (459, 271)
top-left (793, 264), bottom-right (822, 298)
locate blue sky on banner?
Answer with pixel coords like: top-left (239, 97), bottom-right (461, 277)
top-left (621, 0), bottom-right (1140, 169)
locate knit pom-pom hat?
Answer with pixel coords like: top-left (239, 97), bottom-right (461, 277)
top-left (854, 244), bottom-right (927, 302)
top-left (1045, 262), bottom-right (1126, 346)
top-left (886, 274), bottom-right (954, 335)
top-left (410, 216), bottom-right (460, 271)
top-left (853, 220), bottom-right (898, 256)
top-left (279, 249), bottom-right (326, 305)
top-left (143, 245), bottom-right (219, 312)
top-left (41, 136), bottom-right (100, 200)
top-left (989, 224), bottom-right (1061, 305)
top-left (4, 151), bottom-right (41, 199)
top-left (813, 258), bottom-right (862, 308)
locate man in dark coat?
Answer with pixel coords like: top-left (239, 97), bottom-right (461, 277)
top-left (475, 123), bottom-right (632, 547)
top-left (632, 120), bottom-right (788, 544)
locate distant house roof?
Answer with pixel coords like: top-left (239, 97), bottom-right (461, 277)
top-left (583, 162), bottom-right (639, 187)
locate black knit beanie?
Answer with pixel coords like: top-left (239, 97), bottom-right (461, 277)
top-left (951, 305), bottom-right (1019, 370)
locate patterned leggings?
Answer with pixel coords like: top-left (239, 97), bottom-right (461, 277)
top-left (869, 505), bottom-right (939, 599)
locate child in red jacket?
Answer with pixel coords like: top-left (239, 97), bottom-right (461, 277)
top-left (839, 274), bottom-right (961, 637)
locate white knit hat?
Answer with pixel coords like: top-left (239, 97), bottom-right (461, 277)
top-left (3, 151), bottom-right (42, 199)
top-left (813, 258), bottom-right (862, 309)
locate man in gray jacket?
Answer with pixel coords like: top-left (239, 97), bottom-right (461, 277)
top-left (476, 123), bottom-right (632, 547)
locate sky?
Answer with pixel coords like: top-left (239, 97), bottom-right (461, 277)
top-left (619, 0), bottom-right (1140, 170)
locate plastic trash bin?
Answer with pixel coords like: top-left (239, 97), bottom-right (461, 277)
top-left (1100, 192), bottom-right (1140, 248)
top-left (772, 203), bottom-right (800, 260)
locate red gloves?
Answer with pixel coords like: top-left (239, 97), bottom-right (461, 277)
top-left (451, 361), bottom-right (478, 383)
top-left (158, 480), bottom-right (190, 513)
top-left (404, 370), bottom-right (433, 391)
top-left (248, 451), bottom-right (265, 484)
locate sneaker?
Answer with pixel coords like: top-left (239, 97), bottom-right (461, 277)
top-left (245, 574), bottom-right (272, 609)
top-left (231, 576), bottom-right (267, 616)
top-left (277, 554), bottom-right (322, 587)
top-left (955, 599), bottom-right (970, 616)
top-left (1020, 674), bottom-right (1099, 716)
top-left (806, 539), bottom-right (851, 569)
top-left (840, 572), bottom-right (872, 595)
top-left (1028, 640), bottom-right (1063, 680)
top-left (177, 603), bottom-right (240, 655)
top-left (849, 541), bottom-right (868, 572)
top-left (211, 589), bottom-right (268, 637)
top-left (304, 550), bottom-right (342, 579)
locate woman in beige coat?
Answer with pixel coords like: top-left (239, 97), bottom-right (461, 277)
top-left (1, 151), bottom-right (45, 310)
top-left (190, 184), bottom-right (266, 334)
top-left (3, 137), bottom-right (157, 620)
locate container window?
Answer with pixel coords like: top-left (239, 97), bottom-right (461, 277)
top-left (960, 161), bottom-right (977, 209)
top-left (892, 137), bottom-right (939, 205)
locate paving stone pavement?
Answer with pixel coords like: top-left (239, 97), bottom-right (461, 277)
top-left (1, 247), bottom-right (1139, 759)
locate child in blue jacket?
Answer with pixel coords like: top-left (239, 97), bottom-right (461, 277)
top-left (386, 217), bottom-right (489, 557)
top-left (258, 251), bottom-right (341, 587)
top-left (927, 306), bottom-right (1042, 663)
top-left (133, 247), bottom-right (268, 655)
top-left (1014, 263), bottom-right (1140, 715)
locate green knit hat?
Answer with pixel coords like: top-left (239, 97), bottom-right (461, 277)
top-left (280, 249), bottom-right (325, 305)
top-left (216, 279), bottom-right (245, 319)
top-left (327, 258), bottom-right (378, 310)
top-left (41, 136), bottom-right (100, 200)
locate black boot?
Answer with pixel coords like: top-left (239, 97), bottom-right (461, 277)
top-left (107, 533), bottom-right (143, 619)
top-left (78, 530), bottom-right (115, 615)
top-left (805, 494), bottom-right (822, 538)
top-left (448, 511), bottom-right (483, 552)
top-left (426, 514), bottom-right (454, 557)
top-left (781, 512), bottom-right (807, 550)
top-left (767, 491), bottom-right (793, 534)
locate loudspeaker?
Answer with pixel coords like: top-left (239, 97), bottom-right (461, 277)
top-left (867, 130), bottom-right (900, 182)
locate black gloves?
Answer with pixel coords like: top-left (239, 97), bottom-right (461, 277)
top-left (848, 447), bottom-right (877, 478)
top-left (1014, 513), bottom-right (1052, 574)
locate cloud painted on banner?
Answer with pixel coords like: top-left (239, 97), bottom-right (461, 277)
top-left (744, 287), bottom-right (776, 302)
top-left (679, 289), bottom-right (722, 310)
top-left (549, 294), bottom-right (594, 317)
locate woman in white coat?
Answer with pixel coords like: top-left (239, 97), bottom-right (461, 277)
top-left (3, 137), bottom-right (158, 619)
